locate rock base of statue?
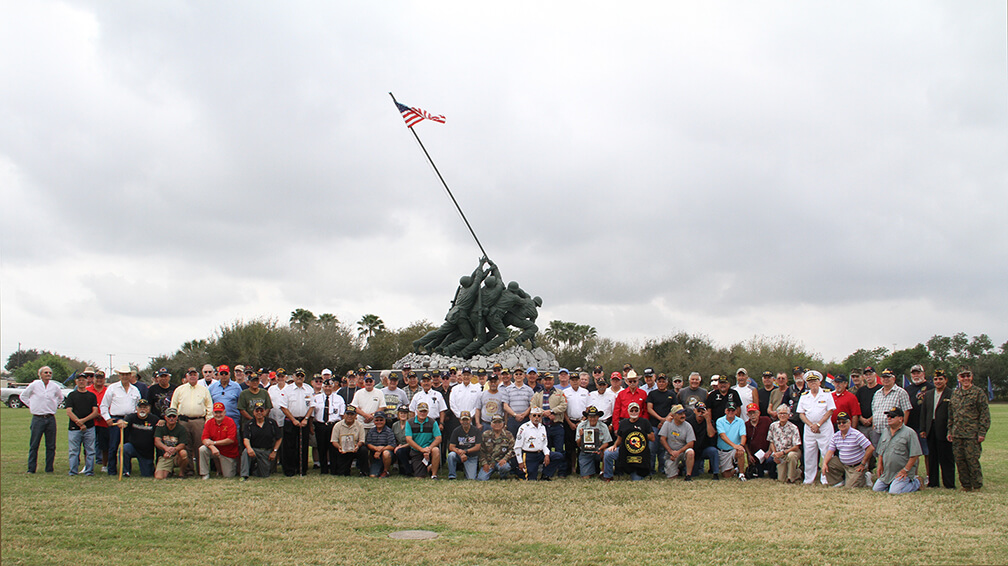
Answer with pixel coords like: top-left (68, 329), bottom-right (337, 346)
top-left (393, 345), bottom-right (559, 372)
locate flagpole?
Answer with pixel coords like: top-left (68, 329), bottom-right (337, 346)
top-left (389, 92), bottom-right (489, 260)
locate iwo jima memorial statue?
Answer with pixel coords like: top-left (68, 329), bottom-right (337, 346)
top-left (390, 93), bottom-right (559, 371)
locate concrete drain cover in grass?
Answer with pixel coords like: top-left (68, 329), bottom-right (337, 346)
top-left (389, 530), bottom-right (439, 540)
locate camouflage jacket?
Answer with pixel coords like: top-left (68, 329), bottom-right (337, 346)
top-left (479, 429), bottom-right (515, 467)
top-left (948, 386), bottom-right (990, 439)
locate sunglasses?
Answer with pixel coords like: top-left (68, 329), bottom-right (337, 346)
top-left (959, 372), bottom-right (972, 378)
top-left (166, 415), bottom-right (178, 419)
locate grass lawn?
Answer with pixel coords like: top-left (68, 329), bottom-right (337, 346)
top-left (2, 405), bottom-right (1008, 565)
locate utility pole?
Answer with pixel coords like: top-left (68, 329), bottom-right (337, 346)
top-left (108, 354), bottom-right (114, 375)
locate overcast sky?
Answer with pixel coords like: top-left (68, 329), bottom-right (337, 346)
top-left (2, 1), bottom-right (1006, 372)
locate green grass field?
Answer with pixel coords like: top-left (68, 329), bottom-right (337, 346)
top-left (2, 406), bottom-right (1007, 565)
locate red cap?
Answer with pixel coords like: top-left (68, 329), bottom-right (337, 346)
top-left (213, 402), bottom-right (226, 412)
top-left (610, 372), bottom-right (622, 380)
top-left (217, 365), bottom-right (230, 374)
top-left (746, 403), bottom-right (759, 414)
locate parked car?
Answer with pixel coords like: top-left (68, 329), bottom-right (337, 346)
top-left (2, 383), bottom-right (74, 409)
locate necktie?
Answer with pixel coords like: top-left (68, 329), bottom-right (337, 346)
top-left (323, 396), bottom-right (330, 422)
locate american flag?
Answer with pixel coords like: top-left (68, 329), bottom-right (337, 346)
top-left (395, 100), bottom-right (445, 128)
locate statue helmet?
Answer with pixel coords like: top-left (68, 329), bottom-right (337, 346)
top-left (533, 296), bottom-right (542, 307)
top-left (460, 275), bottom-right (473, 287)
top-left (507, 281), bottom-right (520, 291)
top-left (484, 276), bottom-right (498, 288)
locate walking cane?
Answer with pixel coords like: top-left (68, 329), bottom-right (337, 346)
top-left (117, 424), bottom-right (124, 481)
top-left (298, 423), bottom-right (303, 476)
top-left (522, 452), bottom-right (527, 480)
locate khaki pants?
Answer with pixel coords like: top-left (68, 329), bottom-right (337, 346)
top-left (775, 451), bottom-right (801, 483)
top-left (180, 417), bottom-right (205, 472)
top-left (825, 457), bottom-right (866, 487)
top-left (198, 446), bottom-right (237, 477)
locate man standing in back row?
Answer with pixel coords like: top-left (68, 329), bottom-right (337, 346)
top-left (22, 366), bottom-right (65, 474)
top-left (948, 367), bottom-right (990, 492)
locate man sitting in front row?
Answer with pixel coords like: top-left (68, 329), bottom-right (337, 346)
top-left (405, 403), bottom-right (442, 479)
top-left (153, 408), bottom-right (190, 479)
top-left (821, 411), bottom-right (874, 488)
top-left (873, 407), bottom-right (922, 494)
top-left (241, 401), bottom-right (282, 479)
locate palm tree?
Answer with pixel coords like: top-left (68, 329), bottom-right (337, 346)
top-left (357, 314), bottom-right (386, 342)
top-left (317, 313), bottom-right (339, 329)
top-left (289, 308), bottom-right (316, 331)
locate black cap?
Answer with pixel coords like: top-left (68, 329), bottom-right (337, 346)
top-left (593, 365), bottom-right (603, 373)
top-left (137, 399), bottom-right (150, 406)
top-left (885, 407), bottom-right (904, 418)
top-left (792, 366), bottom-right (804, 375)
top-left (834, 374), bottom-right (849, 383)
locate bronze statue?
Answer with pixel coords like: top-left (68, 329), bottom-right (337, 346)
top-left (412, 258), bottom-right (541, 356)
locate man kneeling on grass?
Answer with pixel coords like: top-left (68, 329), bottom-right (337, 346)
top-left (241, 401), bottom-right (282, 480)
top-left (200, 402), bottom-right (239, 479)
top-left (406, 403), bottom-right (442, 479)
top-left (659, 405), bottom-right (695, 480)
top-left (873, 407), bottom-right (922, 494)
top-left (821, 411), bottom-right (873, 488)
top-left (154, 408), bottom-right (190, 479)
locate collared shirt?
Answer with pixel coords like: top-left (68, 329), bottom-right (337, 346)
top-left (612, 387), bottom-right (647, 425)
top-left (208, 380), bottom-right (243, 424)
top-left (576, 419), bottom-right (613, 453)
top-left (514, 421), bottom-right (550, 459)
top-left (21, 379), bottom-right (64, 416)
top-left (201, 416), bottom-right (240, 459)
top-left (715, 415), bottom-right (746, 451)
top-left (504, 384), bottom-right (534, 415)
top-left (404, 416), bottom-right (440, 448)
top-left (331, 419), bottom-right (367, 449)
top-left (480, 429), bottom-right (516, 466)
top-left (170, 382), bottom-right (213, 419)
top-left (280, 383), bottom-right (315, 419)
top-left (409, 388), bottom-right (447, 417)
top-left (351, 388), bottom-right (385, 429)
top-left (313, 392), bottom-right (345, 424)
top-left (877, 424), bottom-right (922, 484)
top-left (100, 381), bottom-right (142, 422)
top-left (871, 386), bottom-right (912, 434)
top-left (267, 385), bottom-right (286, 426)
top-left (797, 389), bottom-right (836, 428)
top-left (450, 382), bottom-right (482, 417)
top-left (564, 386), bottom-right (590, 421)
top-left (587, 389), bottom-right (616, 423)
top-left (827, 427), bottom-right (873, 466)
top-left (767, 420), bottom-right (800, 452)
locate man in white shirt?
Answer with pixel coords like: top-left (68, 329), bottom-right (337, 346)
top-left (409, 373), bottom-right (448, 427)
top-left (733, 368), bottom-right (756, 418)
top-left (797, 370), bottom-right (836, 484)
top-left (587, 373), bottom-right (617, 429)
top-left (450, 368), bottom-right (482, 423)
top-left (100, 365), bottom-right (142, 476)
top-left (22, 366), bottom-right (65, 473)
top-left (280, 368), bottom-right (315, 476)
top-left (351, 375), bottom-right (385, 431)
top-left (514, 408), bottom-right (560, 480)
top-left (563, 373), bottom-right (591, 474)
top-left (313, 378), bottom-right (345, 475)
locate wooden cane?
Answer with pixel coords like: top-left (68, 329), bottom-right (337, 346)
top-left (117, 424), bottom-right (124, 481)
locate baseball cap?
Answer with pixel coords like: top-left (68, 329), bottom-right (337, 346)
top-left (643, 367), bottom-right (654, 376)
top-left (397, 404), bottom-right (409, 413)
top-left (252, 401), bottom-right (267, 411)
top-left (761, 371), bottom-right (773, 378)
top-left (792, 366), bottom-right (805, 375)
top-left (137, 399), bottom-right (150, 406)
top-left (373, 412), bottom-right (387, 421)
top-left (672, 375), bottom-right (683, 383)
top-left (530, 407), bottom-right (544, 415)
top-left (910, 364), bottom-right (924, 373)
top-left (345, 406), bottom-right (357, 415)
top-left (836, 412), bottom-right (851, 422)
top-left (593, 365), bottom-right (603, 373)
top-left (217, 365), bottom-right (230, 374)
top-left (746, 403), bottom-right (759, 413)
top-left (416, 402), bottom-right (429, 412)
top-left (885, 407), bottom-right (904, 418)
top-left (321, 369), bottom-right (333, 376)
top-left (156, 367), bottom-right (170, 376)
top-left (526, 367), bottom-right (537, 374)
top-left (165, 408), bottom-right (179, 417)
top-left (492, 362), bottom-right (503, 370)
top-left (694, 401), bottom-right (707, 410)
top-left (559, 368), bottom-right (569, 375)
top-left (863, 366), bottom-right (876, 374)
top-left (671, 404), bottom-right (686, 414)
top-left (628, 402), bottom-right (640, 412)
top-left (725, 402), bottom-right (737, 411)
top-left (610, 372), bottom-right (622, 381)
top-left (491, 414), bottom-right (504, 423)
top-left (213, 402), bottom-right (225, 412)
top-left (459, 411), bottom-right (472, 420)
top-left (834, 374), bottom-right (849, 383)
top-left (736, 368), bottom-right (747, 376)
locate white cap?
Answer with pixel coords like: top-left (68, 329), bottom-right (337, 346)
top-left (321, 369), bottom-right (333, 376)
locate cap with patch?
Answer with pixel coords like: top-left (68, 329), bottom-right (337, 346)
top-left (725, 402), bottom-right (738, 411)
top-left (656, 373), bottom-right (668, 381)
top-left (489, 373), bottom-right (499, 381)
top-left (623, 363), bottom-right (632, 370)
top-left (792, 366), bottom-right (805, 375)
top-left (462, 367), bottom-right (472, 374)
top-left (252, 401), bottom-right (267, 410)
top-left (491, 414), bottom-right (505, 423)
top-left (863, 366), bottom-right (876, 374)
top-left (364, 374), bottom-right (374, 382)
top-left (836, 412), bottom-right (851, 422)
top-left (672, 375), bottom-right (683, 383)
top-left (746, 403), bottom-right (759, 413)
top-left (276, 368), bottom-right (287, 376)
top-left (628, 402), bottom-right (640, 411)
top-left (880, 369), bottom-right (895, 378)
top-left (804, 370), bottom-right (823, 381)
top-left (761, 371), bottom-right (773, 378)
top-left (137, 398), bottom-right (150, 406)
top-left (501, 368), bottom-right (511, 375)
top-left (165, 408), bottom-right (179, 417)
top-left (530, 407), bottom-right (544, 415)
top-left (397, 404), bottom-right (410, 413)
top-left (492, 363), bottom-right (503, 370)
top-left (583, 406), bottom-right (604, 418)
top-left (610, 371), bottom-right (622, 380)
top-left (834, 374), bottom-right (849, 383)
top-left (459, 411), bottom-right (472, 420)
top-left (736, 368), bottom-right (747, 376)
top-left (643, 367), bottom-right (654, 376)
top-left (157, 367), bottom-right (170, 376)
top-left (476, 368), bottom-right (487, 376)
top-left (416, 402), bottom-right (429, 412)
top-left (694, 401), bottom-right (706, 410)
top-left (717, 375), bottom-right (729, 383)
top-left (420, 373), bottom-right (431, 380)
top-left (294, 368), bottom-right (306, 377)
top-left (671, 404), bottom-right (686, 414)
top-left (217, 365), bottom-right (230, 374)
top-left (910, 364), bottom-right (924, 373)
top-left (934, 369), bottom-right (946, 378)
top-left (440, 370), bottom-right (451, 378)
top-left (885, 407), bottom-right (904, 418)
top-left (356, 367), bottom-right (367, 375)
top-left (593, 365), bottom-right (604, 373)
top-left (345, 405), bottom-right (357, 414)
top-left (213, 402), bottom-right (225, 412)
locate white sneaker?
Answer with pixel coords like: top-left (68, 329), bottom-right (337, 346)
top-left (864, 471), bottom-right (873, 485)
top-left (833, 482), bottom-right (845, 488)
top-left (738, 473), bottom-right (747, 482)
top-left (201, 474), bottom-right (210, 480)
top-left (100, 466), bottom-right (108, 473)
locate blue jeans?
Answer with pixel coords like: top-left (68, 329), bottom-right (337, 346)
top-left (395, 445), bottom-right (412, 476)
top-left (68, 427), bottom-right (96, 476)
top-left (873, 476), bottom-right (920, 494)
top-left (692, 446), bottom-right (720, 476)
top-left (446, 451), bottom-right (479, 479)
top-left (28, 414), bottom-right (57, 473)
top-left (477, 460), bottom-right (513, 480)
top-left (522, 450), bottom-right (561, 480)
top-left (602, 449), bottom-right (646, 480)
top-left (650, 439), bottom-right (666, 475)
top-left (579, 451), bottom-right (603, 476)
top-left (122, 443), bottom-right (155, 477)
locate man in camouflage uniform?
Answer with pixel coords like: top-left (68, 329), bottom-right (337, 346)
top-left (947, 367), bottom-right (990, 491)
top-left (477, 415), bottom-right (515, 480)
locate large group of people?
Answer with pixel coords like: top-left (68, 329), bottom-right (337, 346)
top-left (21, 361), bottom-right (990, 492)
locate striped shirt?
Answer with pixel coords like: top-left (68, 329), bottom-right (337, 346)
top-left (504, 384), bottom-right (534, 415)
top-left (826, 427), bottom-right (873, 465)
top-left (870, 386), bottom-right (912, 434)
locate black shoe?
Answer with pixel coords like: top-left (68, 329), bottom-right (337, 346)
top-left (712, 473), bottom-right (720, 480)
top-left (683, 475), bottom-right (692, 482)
